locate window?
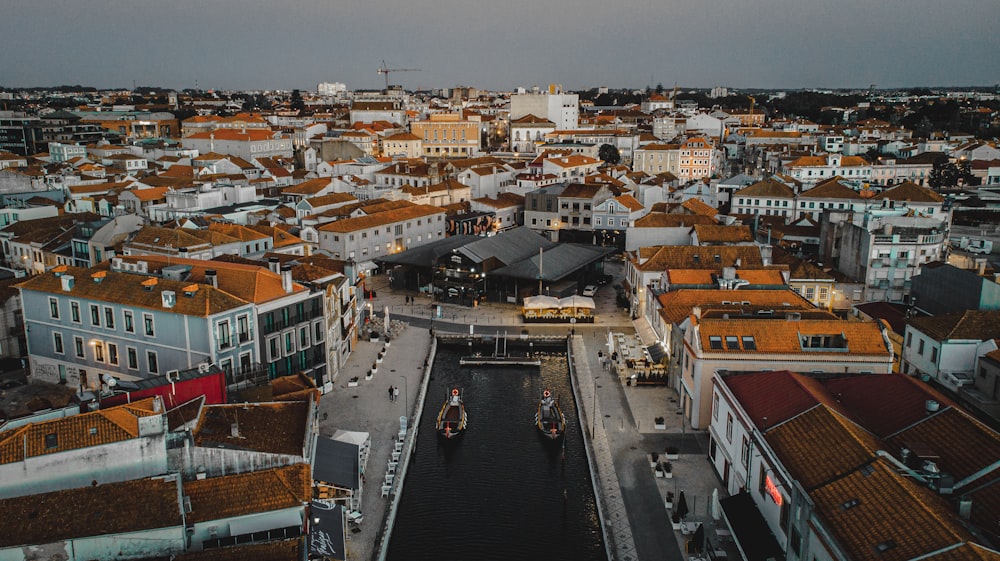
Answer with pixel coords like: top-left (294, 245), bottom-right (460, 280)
top-left (741, 336), bottom-right (757, 350)
top-left (930, 346), bottom-right (937, 363)
top-left (146, 351), bottom-right (158, 373)
top-left (108, 343), bottom-right (118, 366)
top-left (918, 339), bottom-right (925, 355)
top-left (741, 436), bottom-right (751, 469)
top-left (127, 347), bottom-right (138, 369)
top-left (71, 301), bottom-right (80, 323)
top-left (285, 332), bottom-right (294, 354)
top-left (124, 310), bottom-right (134, 333)
top-left (90, 304), bottom-right (100, 326)
top-left (238, 315), bottom-right (249, 342)
top-left (709, 336), bottom-right (723, 350)
top-left (218, 320), bottom-right (231, 349)
top-left (104, 307), bottom-right (115, 329)
top-left (725, 336), bottom-right (739, 350)
top-left (726, 413), bottom-right (734, 442)
top-left (93, 342), bottom-right (104, 362)
top-left (74, 336), bottom-right (84, 358)
top-left (906, 332), bottom-right (912, 347)
top-left (45, 433), bottom-right (58, 449)
top-left (713, 393), bottom-right (719, 420)
top-left (49, 297), bottom-right (59, 319)
top-left (143, 313), bottom-right (154, 337)
top-left (53, 332), bottom-right (64, 354)
top-left (299, 326), bottom-right (309, 348)
top-left (268, 337), bottom-right (279, 361)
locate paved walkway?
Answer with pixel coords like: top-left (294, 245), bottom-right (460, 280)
top-left (319, 268), bottom-right (731, 561)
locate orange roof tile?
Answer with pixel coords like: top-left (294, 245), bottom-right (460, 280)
top-left (696, 317), bottom-right (890, 356)
top-left (184, 464), bottom-right (311, 523)
top-left (317, 204), bottom-right (445, 234)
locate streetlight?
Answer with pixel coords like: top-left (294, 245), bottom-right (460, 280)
top-left (592, 377), bottom-right (599, 438)
top-left (399, 374), bottom-right (409, 419)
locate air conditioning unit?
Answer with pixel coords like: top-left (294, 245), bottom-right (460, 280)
top-left (198, 363), bottom-right (211, 373)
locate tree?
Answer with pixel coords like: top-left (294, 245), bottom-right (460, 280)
top-left (598, 144), bottom-right (620, 165)
top-left (928, 156), bottom-right (975, 189)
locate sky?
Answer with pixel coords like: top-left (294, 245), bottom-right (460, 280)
top-left (2, 0), bottom-right (999, 93)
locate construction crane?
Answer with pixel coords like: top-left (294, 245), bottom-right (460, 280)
top-left (377, 60), bottom-right (420, 92)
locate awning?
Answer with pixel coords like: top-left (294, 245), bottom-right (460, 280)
top-left (719, 492), bottom-right (785, 561)
top-left (646, 343), bottom-right (667, 364)
top-left (314, 436), bottom-right (360, 490)
top-left (309, 501), bottom-right (346, 560)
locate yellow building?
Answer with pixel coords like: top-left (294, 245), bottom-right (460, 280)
top-left (410, 113), bottom-right (480, 158)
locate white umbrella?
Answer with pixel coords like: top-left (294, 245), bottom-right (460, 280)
top-left (384, 305), bottom-right (390, 334)
top-left (711, 487), bottom-right (721, 521)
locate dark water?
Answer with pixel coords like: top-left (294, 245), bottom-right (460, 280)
top-left (386, 345), bottom-right (605, 561)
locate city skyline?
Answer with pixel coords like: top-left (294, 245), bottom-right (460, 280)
top-left (2, 0), bottom-right (999, 93)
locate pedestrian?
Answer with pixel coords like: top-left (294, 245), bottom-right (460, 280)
top-left (388, 385), bottom-right (394, 401)
top-left (394, 386), bottom-right (400, 402)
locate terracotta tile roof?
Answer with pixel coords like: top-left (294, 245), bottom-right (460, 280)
top-left (767, 405), bottom-right (884, 490)
top-left (128, 186), bottom-right (170, 201)
top-left (16, 265), bottom-right (251, 316)
top-left (0, 476), bottom-right (182, 548)
top-left (734, 178), bottom-right (796, 198)
top-left (633, 213), bottom-right (716, 228)
top-left (207, 222), bottom-right (270, 242)
top-left (924, 543), bottom-right (1000, 561)
top-left (114, 254), bottom-right (307, 303)
top-left (303, 192), bottom-right (357, 208)
top-left (613, 194), bottom-right (644, 211)
top-left (560, 183), bottom-right (605, 198)
top-left (658, 289), bottom-right (813, 324)
top-left (811, 459), bottom-right (971, 561)
top-left (317, 204), bottom-right (445, 234)
top-left (680, 198), bottom-right (719, 217)
top-left (186, 129), bottom-right (279, 142)
top-left (0, 398), bottom-right (161, 464)
top-left (128, 225), bottom-right (213, 251)
top-left (839, 155), bottom-right (869, 167)
top-left (723, 370), bottom-right (839, 430)
top-left (800, 177), bottom-right (866, 199)
top-left (246, 224), bottom-right (305, 248)
top-left (907, 310), bottom-right (1000, 341)
top-left (193, 401), bottom-right (309, 456)
top-left (885, 407), bottom-right (1000, 485)
top-left (696, 317), bottom-right (890, 356)
top-left (185, 228), bottom-right (242, 246)
top-left (184, 464), bottom-right (311, 523)
top-left (665, 268), bottom-right (787, 287)
top-left (823, 374), bottom-right (957, 439)
top-left (693, 224), bottom-right (754, 243)
top-left (67, 181), bottom-right (132, 195)
top-left (511, 114), bottom-right (555, 125)
top-left (281, 178), bottom-right (332, 196)
top-left (546, 154), bottom-right (600, 168)
top-left (634, 245), bottom-right (763, 271)
top-left (874, 181), bottom-right (945, 203)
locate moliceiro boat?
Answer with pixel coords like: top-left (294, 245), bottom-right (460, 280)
top-left (436, 388), bottom-right (468, 439)
top-left (535, 389), bottom-right (566, 439)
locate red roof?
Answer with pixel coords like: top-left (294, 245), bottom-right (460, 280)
top-left (822, 374), bottom-right (956, 438)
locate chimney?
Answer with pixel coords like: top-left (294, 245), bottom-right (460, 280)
top-left (722, 267), bottom-right (736, 280)
top-left (61, 275), bottom-right (75, 292)
top-left (268, 257), bottom-right (280, 274)
top-left (205, 269), bottom-right (218, 288)
top-left (161, 290), bottom-right (176, 309)
top-left (281, 264), bottom-right (294, 293)
top-left (760, 245), bottom-right (772, 267)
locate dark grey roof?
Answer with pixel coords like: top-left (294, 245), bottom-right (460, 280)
top-left (492, 243), bottom-right (614, 281)
top-left (313, 436), bottom-right (359, 490)
top-left (374, 235), bottom-right (478, 267)
top-left (457, 226), bottom-right (554, 266)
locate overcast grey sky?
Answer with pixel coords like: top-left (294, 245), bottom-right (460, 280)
top-left (2, 0), bottom-right (998, 92)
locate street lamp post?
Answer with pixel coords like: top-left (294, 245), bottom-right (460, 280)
top-left (592, 377), bottom-right (599, 438)
top-left (399, 374), bottom-right (409, 419)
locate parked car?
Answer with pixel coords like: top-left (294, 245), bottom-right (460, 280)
top-left (582, 285), bottom-right (598, 297)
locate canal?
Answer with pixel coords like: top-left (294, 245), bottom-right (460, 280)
top-left (386, 343), bottom-right (605, 560)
